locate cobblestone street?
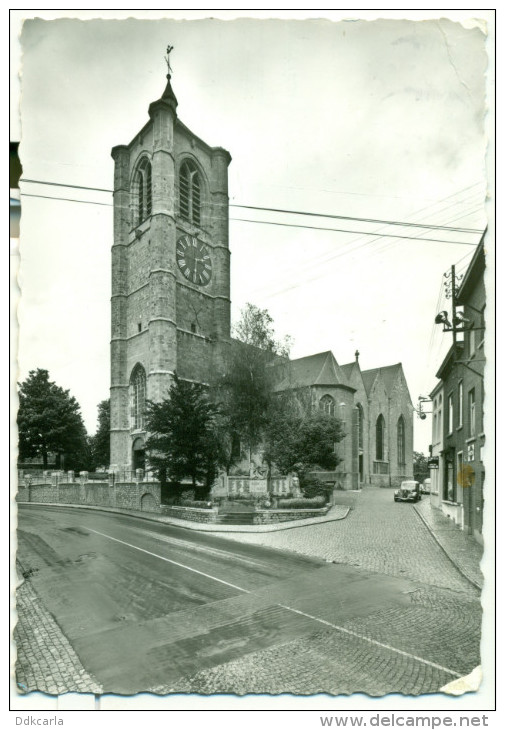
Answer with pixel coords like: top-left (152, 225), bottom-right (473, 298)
top-left (155, 488), bottom-right (484, 695)
top-left (14, 491), bottom-right (484, 697)
top-left (216, 488), bottom-right (482, 594)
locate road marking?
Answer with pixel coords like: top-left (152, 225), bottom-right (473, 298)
top-left (124, 526), bottom-right (275, 571)
top-left (278, 604), bottom-right (461, 678)
top-left (87, 528), bottom-right (249, 593)
top-left (88, 526), bottom-right (462, 679)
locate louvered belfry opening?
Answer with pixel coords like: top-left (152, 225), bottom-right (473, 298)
top-left (179, 160), bottom-right (201, 225)
top-left (134, 158), bottom-right (152, 226)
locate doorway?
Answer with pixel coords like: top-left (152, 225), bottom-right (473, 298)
top-left (132, 438), bottom-right (145, 471)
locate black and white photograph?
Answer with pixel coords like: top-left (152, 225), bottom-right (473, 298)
top-left (10, 8), bottom-right (495, 715)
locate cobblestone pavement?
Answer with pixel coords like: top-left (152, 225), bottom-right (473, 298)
top-left (415, 497), bottom-right (484, 589)
top-left (146, 489), bottom-right (483, 695)
top-left (14, 491), bottom-right (483, 697)
top-left (154, 584), bottom-right (481, 696)
top-left (14, 572), bottom-right (102, 695)
top-left (215, 488), bottom-right (480, 594)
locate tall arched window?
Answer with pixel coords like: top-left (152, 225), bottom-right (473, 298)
top-left (356, 403), bottom-right (364, 449)
top-left (319, 394), bottom-right (335, 416)
top-left (133, 158), bottom-right (152, 226)
top-left (397, 416), bottom-right (405, 466)
top-left (179, 160), bottom-right (201, 225)
top-left (376, 414), bottom-right (385, 460)
top-left (130, 364), bottom-right (146, 430)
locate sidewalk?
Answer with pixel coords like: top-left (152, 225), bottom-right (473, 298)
top-left (414, 498), bottom-right (484, 590)
top-left (14, 570), bottom-right (102, 695)
top-left (19, 500), bottom-right (350, 532)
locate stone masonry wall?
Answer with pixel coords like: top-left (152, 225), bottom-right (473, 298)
top-left (16, 479), bottom-right (161, 514)
top-left (160, 506), bottom-right (219, 523)
top-left (253, 507), bottom-right (329, 524)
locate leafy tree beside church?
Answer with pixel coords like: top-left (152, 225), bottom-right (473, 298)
top-left (90, 399), bottom-right (110, 470)
top-left (263, 393), bottom-right (345, 490)
top-left (17, 368), bottom-right (90, 471)
top-left (217, 304), bottom-right (292, 470)
top-left (145, 374), bottom-right (226, 498)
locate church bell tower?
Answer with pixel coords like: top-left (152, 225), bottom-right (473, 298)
top-left (110, 49), bottom-right (232, 471)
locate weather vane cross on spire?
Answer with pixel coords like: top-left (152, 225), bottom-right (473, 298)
top-left (165, 45), bottom-right (174, 75)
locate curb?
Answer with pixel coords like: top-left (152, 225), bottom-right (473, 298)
top-left (413, 505), bottom-right (482, 591)
top-left (17, 501), bottom-right (351, 533)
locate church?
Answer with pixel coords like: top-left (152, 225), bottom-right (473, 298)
top-left (109, 59), bottom-right (414, 489)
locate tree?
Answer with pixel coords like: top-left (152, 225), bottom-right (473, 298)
top-left (145, 374), bottom-right (225, 498)
top-left (217, 304), bottom-right (292, 470)
top-left (90, 399), bottom-right (110, 470)
top-left (413, 451), bottom-right (430, 483)
top-left (17, 369), bottom-right (89, 471)
top-left (232, 303), bottom-right (292, 355)
top-left (263, 398), bottom-right (345, 487)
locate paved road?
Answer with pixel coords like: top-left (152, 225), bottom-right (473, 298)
top-left (18, 498), bottom-right (480, 695)
top-left (218, 488), bottom-right (479, 592)
top-left (16, 497), bottom-right (481, 696)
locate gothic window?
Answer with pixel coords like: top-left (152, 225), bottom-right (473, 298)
top-left (397, 415), bottom-right (405, 466)
top-left (319, 394), bottom-right (335, 416)
top-left (356, 403), bottom-right (364, 449)
top-left (179, 160), bottom-right (201, 226)
top-left (133, 158), bottom-right (152, 226)
top-left (130, 364), bottom-right (146, 430)
top-left (376, 414), bottom-right (385, 461)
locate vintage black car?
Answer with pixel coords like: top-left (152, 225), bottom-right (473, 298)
top-left (393, 481), bottom-right (421, 502)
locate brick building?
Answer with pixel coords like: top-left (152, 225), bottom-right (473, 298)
top-left (274, 351), bottom-right (414, 489)
top-left (110, 72), bottom-right (232, 470)
top-left (110, 66), bottom-right (415, 487)
top-left (429, 235), bottom-right (486, 542)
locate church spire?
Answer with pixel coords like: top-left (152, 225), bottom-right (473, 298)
top-left (159, 44), bottom-right (178, 109)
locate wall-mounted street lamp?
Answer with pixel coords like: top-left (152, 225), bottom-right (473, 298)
top-left (415, 395), bottom-right (432, 420)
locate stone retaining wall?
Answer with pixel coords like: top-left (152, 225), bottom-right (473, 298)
top-left (160, 505), bottom-right (219, 523)
top-left (16, 475), bottom-right (330, 525)
top-left (253, 507), bottom-right (329, 524)
top-left (16, 479), bottom-right (161, 514)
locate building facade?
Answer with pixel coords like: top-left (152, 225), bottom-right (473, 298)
top-left (110, 66), bottom-right (415, 488)
top-left (274, 351), bottom-right (414, 489)
top-left (110, 72), bottom-right (232, 470)
top-left (429, 236), bottom-right (486, 542)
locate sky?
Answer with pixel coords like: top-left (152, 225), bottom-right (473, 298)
top-left (11, 10), bottom-right (492, 451)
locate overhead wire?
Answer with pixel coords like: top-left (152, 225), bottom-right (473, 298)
top-left (20, 176), bottom-right (484, 237)
top-left (20, 189), bottom-right (481, 246)
top-left (247, 186), bottom-right (486, 300)
top-left (252, 205), bottom-right (482, 303)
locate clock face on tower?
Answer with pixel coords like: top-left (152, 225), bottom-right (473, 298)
top-left (176, 235), bottom-right (213, 286)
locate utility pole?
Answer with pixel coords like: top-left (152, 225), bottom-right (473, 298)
top-left (442, 265), bottom-right (460, 347)
top-left (450, 266), bottom-right (457, 348)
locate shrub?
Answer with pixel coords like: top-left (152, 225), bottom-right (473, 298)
top-left (301, 475), bottom-right (331, 499)
top-left (277, 496), bottom-right (327, 509)
top-left (180, 499), bottom-right (213, 509)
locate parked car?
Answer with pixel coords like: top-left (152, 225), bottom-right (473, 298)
top-left (394, 480), bottom-right (421, 503)
top-left (420, 478), bottom-right (431, 494)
